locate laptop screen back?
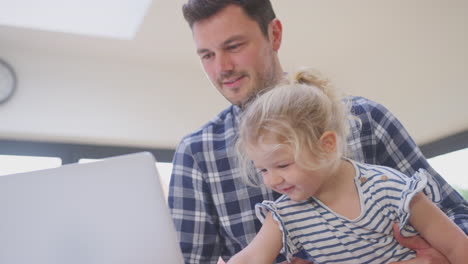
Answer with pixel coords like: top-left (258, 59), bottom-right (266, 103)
top-left (0, 152), bottom-right (183, 264)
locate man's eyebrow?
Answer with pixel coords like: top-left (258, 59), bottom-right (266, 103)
top-left (196, 48), bottom-right (210, 55)
top-left (197, 35), bottom-right (247, 55)
top-left (223, 35), bottom-right (246, 46)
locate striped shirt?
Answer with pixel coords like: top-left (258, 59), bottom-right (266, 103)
top-left (168, 96), bottom-right (468, 264)
top-left (256, 160), bottom-right (442, 264)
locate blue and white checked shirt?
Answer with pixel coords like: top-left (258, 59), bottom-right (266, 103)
top-left (168, 96), bottom-right (468, 264)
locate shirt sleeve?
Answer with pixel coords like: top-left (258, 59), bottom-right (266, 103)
top-left (255, 200), bottom-right (300, 262)
top-left (363, 167), bottom-right (439, 237)
top-left (168, 138), bottom-right (221, 264)
top-left (353, 97), bottom-right (468, 234)
top-left (397, 169), bottom-right (438, 236)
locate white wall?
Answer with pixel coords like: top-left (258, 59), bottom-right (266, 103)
top-left (0, 46), bottom-right (227, 148)
top-left (0, 0), bottom-right (467, 149)
top-left (275, 0), bottom-right (468, 144)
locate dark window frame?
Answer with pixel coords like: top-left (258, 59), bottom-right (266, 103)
top-left (419, 130), bottom-right (468, 158)
top-left (0, 139), bottom-right (175, 165)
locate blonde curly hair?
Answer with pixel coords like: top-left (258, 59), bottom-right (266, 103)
top-left (236, 68), bottom-right (350, 186)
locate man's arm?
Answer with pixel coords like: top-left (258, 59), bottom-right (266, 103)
top-left (168, 139), bottom-right (222, 264)
top-left (390, 223), bottom-right (449, 264)
top-left (407, 193), bottom-right (468, 263)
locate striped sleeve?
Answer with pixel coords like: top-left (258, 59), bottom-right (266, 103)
top-left (255, 199), bottom-right (300, 262)
top-left (366, 166), bottom-right (442, 237)
top-left (398, 169), bottom-right (442, 236)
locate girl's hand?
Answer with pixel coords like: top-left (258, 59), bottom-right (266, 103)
top-left (389, 223), bottom-right (449, 264)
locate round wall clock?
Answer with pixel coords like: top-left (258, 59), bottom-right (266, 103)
top-left (0, 58), bottom-right (17, 104)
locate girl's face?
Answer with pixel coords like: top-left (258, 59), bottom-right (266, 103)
top-left (247, 139), bottom-right (332, 202)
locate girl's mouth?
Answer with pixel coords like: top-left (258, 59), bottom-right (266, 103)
top-left (280, 186), bottom-right (295, 194)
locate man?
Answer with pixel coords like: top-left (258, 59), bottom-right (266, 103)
top-left (169, 1), bottom-right (468, 263)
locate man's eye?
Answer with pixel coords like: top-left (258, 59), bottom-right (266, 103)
top-left (227, 43), bottom-right (242, 51)
top-left (201, 53), bottom-right (213, 60)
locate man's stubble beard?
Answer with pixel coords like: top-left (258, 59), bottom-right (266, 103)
top-left (240, 59), bottom-right (281, 110)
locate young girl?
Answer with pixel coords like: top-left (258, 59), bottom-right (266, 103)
top-left (228, 68), bottom-right (468, 264)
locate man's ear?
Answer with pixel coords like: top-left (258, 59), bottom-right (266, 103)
top-left (320, 131), bottom-right (337, 154)
top-left (269, 18), bottom-right (282, 52)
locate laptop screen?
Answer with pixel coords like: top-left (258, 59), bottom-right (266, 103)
top-left (0, 152), bottom-right (183, 264)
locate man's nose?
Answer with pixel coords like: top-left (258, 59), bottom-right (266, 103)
top-left (216, 52), bottom-right (234, 76)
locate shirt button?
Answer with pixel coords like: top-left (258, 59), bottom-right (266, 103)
top-left (360, 177), bottom-right (367, 183)
top-left (381, 175), bottom-right (389, 181)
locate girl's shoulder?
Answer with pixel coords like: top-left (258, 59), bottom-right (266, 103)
top-left (350, 160), bottom-right (408, 184)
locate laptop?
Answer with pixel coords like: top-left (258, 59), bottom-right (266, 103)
top-left (0, 152), bottom-right (184, 264)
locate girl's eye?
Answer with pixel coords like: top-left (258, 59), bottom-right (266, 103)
top-left (278, 164), bottom-right (290, 169)
top-left (257, 168), bottom-right (267, 174)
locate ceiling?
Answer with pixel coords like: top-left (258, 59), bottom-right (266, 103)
top-left (0, 0), bottom-right (467, 148)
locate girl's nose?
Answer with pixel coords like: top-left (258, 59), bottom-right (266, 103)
top-left (264, 171), bottom-right (284, 187)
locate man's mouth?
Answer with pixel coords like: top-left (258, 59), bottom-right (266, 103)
top-left (222, 75), bottom-right (245, 87)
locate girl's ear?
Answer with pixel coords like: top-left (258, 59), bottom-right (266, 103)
top-left (319, 131), bottom-right (337, 153)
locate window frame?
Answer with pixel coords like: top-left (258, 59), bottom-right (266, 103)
top-left (0, 139), bottom-right (175, 165)
top-left (0, 129), bottom-right (466, 165)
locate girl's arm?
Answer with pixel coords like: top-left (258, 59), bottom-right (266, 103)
top-left (408, 192), bottom-right (468, 263)
top-left (227, 212), bottom-right (283, 264)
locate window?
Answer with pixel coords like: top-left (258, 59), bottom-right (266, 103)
top-left (155, 162), bottom-right (173, 198)
top-left (0, 139), bottom-right (175, 198)
top-left (428, 148), bottom-right (468, 200)
top-left (0, 154), bottom-right (61, 176)
top-left (0, 0), bottom-right (152, 39)
top-left (1, 130), bottom-right (466, 200)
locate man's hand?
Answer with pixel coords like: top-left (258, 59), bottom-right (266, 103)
top-left (389, 223), bottom-right (449, 264)
top-left (278, 257), bottom-right (313, 264)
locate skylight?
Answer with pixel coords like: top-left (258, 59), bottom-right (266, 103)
top-left (0, 0), bottom-right (152, 39)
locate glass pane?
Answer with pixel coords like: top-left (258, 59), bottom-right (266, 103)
top-left (155, 162), bottom-right (173, 199)
top-left (428, 148), bottom-right (468, 199)
top-left (0, 155), bottom-right (62, 176)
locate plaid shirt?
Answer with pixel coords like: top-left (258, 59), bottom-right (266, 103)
top-left (168, 96), bottom-right (468, 264)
